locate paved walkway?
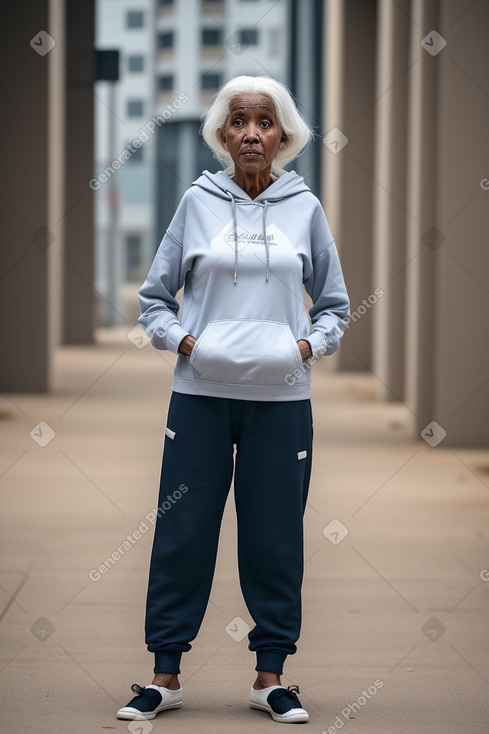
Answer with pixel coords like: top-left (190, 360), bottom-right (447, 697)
top-left (1, 329), bottom-right (488, 733)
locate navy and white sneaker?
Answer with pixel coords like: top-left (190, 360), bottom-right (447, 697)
top-left (117, 683), bottom-right (183, 720)
top-left (249, 684), bottom-right (309, 723)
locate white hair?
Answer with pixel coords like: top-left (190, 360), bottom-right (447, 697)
top-left (201, 75), bottom-right (313, 175)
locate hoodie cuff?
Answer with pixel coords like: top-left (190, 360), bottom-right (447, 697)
top-left (163, 323), bottom-right (190, 355)
top-left (305, 330), bottom-right (327, 357)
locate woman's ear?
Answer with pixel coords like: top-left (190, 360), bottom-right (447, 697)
top-left (219, 128), bottom-right (227, 149)
top-left (279, 132), bottom-right (288, 149)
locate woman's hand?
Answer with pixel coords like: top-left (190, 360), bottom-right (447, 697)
top-left (178, 335), bottom-right (197, 356)
top-left (297, 339), bottom-right (312, 360)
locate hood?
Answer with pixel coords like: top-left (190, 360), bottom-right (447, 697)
top-left (192, 169), bottom-right (311, 202)
top-left (192, 170), bottom-right (311, 284)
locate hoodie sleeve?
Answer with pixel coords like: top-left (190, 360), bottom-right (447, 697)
top-left (303, 204), bottom-right (350, 357)
top-left (137, 200), bottom-right (190, 354)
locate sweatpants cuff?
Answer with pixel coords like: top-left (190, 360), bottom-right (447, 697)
top-left (255, 650), bottom-right (287, 675)
top-left (153, 651), bottom-right (182, 675)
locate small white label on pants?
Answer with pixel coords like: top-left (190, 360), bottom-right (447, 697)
top-left (297, 450), bottom-right (307, 460)
top-left (165, 427), bottom-right (176, 440)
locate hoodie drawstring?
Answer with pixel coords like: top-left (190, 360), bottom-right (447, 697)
top-left (230, 193), bottom-right (239, 284)
top-left (263, 200), bottom-right (269, 282)
top-left (229, 193), bottom-right (270, 284)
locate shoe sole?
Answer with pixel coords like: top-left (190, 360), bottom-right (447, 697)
top-left (250, 701), bottom-right (309, 723)
top-left (117, 701), bottom-right (183, 720)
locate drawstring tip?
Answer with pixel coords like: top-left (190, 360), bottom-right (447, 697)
top-left (233, 273), bottom-right (237, 284)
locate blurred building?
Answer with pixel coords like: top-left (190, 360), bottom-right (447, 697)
top-left (289, 0), bottom-right (324, 195)
top-left (94, 0), bottom-right (291, 324)
top-left (95, 0), bottom-right (157, 325)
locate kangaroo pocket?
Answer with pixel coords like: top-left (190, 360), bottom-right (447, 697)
top-left (189, 319), bottom-right (303, 386)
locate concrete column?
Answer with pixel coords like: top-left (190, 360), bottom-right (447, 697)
top-left (322, 0), bottom-right (377, 371)
top-left (431, 0), bottom-right (489, 446)
top-left (404, 0), bottom-right (441, 434)
top-left (63, 0), bottom-right (95, 343)
top-left (405, 0), bottom-right (489, 447)
top-left (371, 0), bottom-right (410, 400)
top-left (322, 0), bottom-right (345, 242)
top-left (289, 0), bottom-right (323, 195)
top-left (48, 0), bottom-right (65, 353)
top-left (0, 0), bottom-right (65, 392)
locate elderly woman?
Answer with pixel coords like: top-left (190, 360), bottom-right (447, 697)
top-left (117, 75), bottom-right (349, 724)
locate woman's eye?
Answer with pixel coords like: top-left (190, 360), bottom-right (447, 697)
top-left (233, 119), bottom-right (243, 126)
top-left (261, 120), bottom-right (271, 128)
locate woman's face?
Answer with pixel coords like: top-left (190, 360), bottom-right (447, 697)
top-left (219, 93), bottom-right (286, 177)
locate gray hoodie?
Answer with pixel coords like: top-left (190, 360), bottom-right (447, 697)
top-left (138, 170), bottom-right (350, 401)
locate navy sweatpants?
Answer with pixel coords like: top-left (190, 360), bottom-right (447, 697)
top-left (145, 392), bottom-right (313, 675)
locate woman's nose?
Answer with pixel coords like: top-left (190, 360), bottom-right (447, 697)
top-left (244, 124), bottom-right (259, 141)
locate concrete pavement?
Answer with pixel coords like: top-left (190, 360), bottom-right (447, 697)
top-left (1, 329), bottom-right (488, 733)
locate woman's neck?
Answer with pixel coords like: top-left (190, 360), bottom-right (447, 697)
top-left (232, 167), bottom-right (272, 200)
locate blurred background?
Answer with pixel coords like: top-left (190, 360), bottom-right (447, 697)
top-left (1, 0), bottom-right (488, 444)
top-left (1, 2), bottom-right (489, 733)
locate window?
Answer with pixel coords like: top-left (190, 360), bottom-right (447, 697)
top-left (158, 74), bottom-right (174, 92)
top-left (202, 28), bottom-right (223, 45)
top-left (126, 146), bottom-right (144, 163)
top-left (239, 29), bottom-right (259, 45)
top-left (201, 72), bottom-right (222, 90)
top-left (126, 11), bottom-right (144, 28)
top-left (158, 31), bottom-right (174, 49)
top-left (128, 55), bottom-right (144, 72)
top-left (127, 100), bottom-right (144, 117)
top-left (126, 143), bottom-right (143, 165)
top-left (126, 234), bottom-right (143, 281)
